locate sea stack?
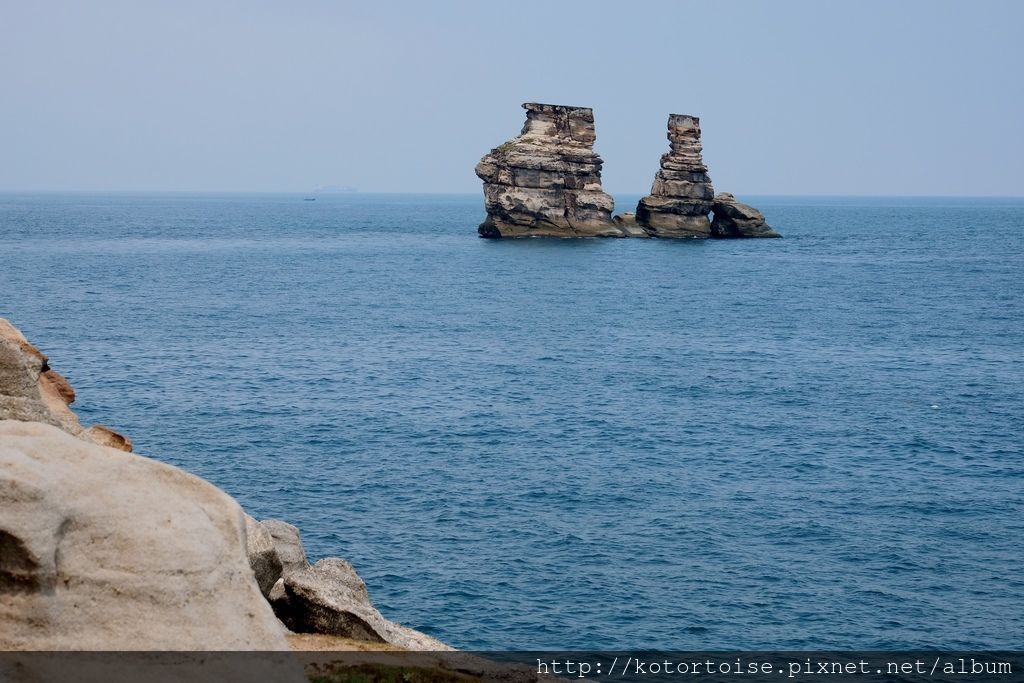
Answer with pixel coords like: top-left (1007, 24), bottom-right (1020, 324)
top-left (475, 102), bottom-right (620, 238)
top-left (635, 114), bottom-right (715, 238)
top-left (711, 192), bottom-right (781, 238)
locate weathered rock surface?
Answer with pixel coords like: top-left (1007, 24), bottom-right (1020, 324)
top-left (275, 559), bottom-right (453, 651)
top-left (245, 514), bottom-right (284, 598)
top-left (0, 420), bottom-right (290, 650)
top-left (635, 114), bottom-right (716, 238)
top-left (476, 102), bottom-right (622, 238)
top-left (260, 518), bottom-right (308, 576)
top-left (711, 192), bottom-right (781, 238)
top-left (0, 317), bottom-right (449, 652)
top-left (0, 318), bottom-right (132, 451)
top-left (612, 212), bottom-right (649, 238)
top-left (259, 518), bottom-right (450, 649)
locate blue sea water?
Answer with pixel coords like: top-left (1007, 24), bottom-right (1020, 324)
top-left (0, 192), bottom-right (1022, 650)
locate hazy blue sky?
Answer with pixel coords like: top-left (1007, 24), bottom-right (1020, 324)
top-left (2, 1), bottom-right (1022, 194)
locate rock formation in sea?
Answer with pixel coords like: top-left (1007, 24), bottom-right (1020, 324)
top-left (476, 106), bottom-right (780, 240)
top-left (475, 102), bottom-right (622, 238)
top-left (0, 317), bottom-right (447, 652)
top-left (711, 192), bottom-right (781, 238)
top-left (635, 114), bottom-right (716, 238)
top-left (612, 212), bottom-right (649, 238)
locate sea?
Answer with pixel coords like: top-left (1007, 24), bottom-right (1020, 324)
top-left (1, 192), bottom-right (1021, 650)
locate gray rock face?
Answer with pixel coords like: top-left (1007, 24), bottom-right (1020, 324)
top-left (277, 559), bottom-right (453, 651)
top-left (476, 102), bottom-right (622, 238)
top-left (257, 518), bottom-right (449, 650)
top-left (259, 519), bottom-right (308, 576)
top-left (711, 192), bottom-right (781, 238)
top-left (0, 318), bottom-right (132, 451)
top-left (245, 514), bottom-right (284, 598)
top-left (612, 212), bottom-right (649, 238)
top-left (0, 420), bottom-right (290, 650)
top-left (635, 114), bottom-right (715, 238)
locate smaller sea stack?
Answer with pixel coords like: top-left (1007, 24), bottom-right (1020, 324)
top-left (635, 114), bottom-right (716, 238)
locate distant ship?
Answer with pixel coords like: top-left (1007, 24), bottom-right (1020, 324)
top-left (303, 197), bottom-right (316, 201)
top-left (311, 184), bottom-right (357, 194)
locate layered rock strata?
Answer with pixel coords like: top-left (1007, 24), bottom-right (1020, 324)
top-left (635, 114), bottom-right (716, 237)
top-left (711, 192), bottom-right (781, 238)
top-left (0, 317), bottom-right (447, 652)
top-left (475, 102), bottom-right (621, 238)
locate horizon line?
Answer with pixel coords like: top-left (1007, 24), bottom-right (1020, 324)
top-left (1, 189), bottom-right (1023, 199)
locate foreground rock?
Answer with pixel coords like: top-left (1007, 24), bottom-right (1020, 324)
top-left (711, 192), bottom-right (781, 238)
top-left (259, 522), bottom-right (452, 651)
top-left (245, 514), bottom-right (284, 598)
top-left (0, 319), bottom-right (131, 451)
top-left (635, 114), bottom-right (716, 238)
top-left (1, 317), bottom-right (448, 652)
top-left (260, 518), bottom-right (308, 576)
top-left (475, 102), bottom-right (621, 238)
top-left (0, 420), bottom-right (289, 650)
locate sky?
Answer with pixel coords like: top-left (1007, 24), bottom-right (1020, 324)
top-left (1, 0), bottom-right (1022, 195)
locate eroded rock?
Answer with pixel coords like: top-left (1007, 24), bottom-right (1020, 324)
top-left (260, 519), bottom-right (308, 576)
top-left (0, 420), bottom-right (289, 650)
top-left (476, 103), bottom-right (622, 238)
top-left (612, 212), bottom-right (649, 238)
top-left (257, 521), bottom-right (451, 650)
top-left (0, 317), bottom-right (448, 652)
top-left (711, 192), bottom-right (781, 238)
top-left (0, 318), bottom-right (132, 451)
top-left (83, 424), bottom-right (134, 451)
top-left (245, 514), bottom-right (284, 598)
top-left (277, 558), bottom-right (452, 651)
top-left (635, 114), bottom-right (716, 238)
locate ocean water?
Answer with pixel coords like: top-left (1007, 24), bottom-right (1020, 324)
top-left (1, 192), bottom-right (1022, 650)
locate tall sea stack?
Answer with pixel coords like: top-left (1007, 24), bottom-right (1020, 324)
top-left (475, 102), bottom-right (620, 238)
top-left (635, 114), bottom-right (715, 238)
